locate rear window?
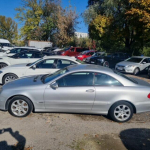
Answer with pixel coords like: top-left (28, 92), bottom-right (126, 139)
top-left (114, 70), bottom-right (138, 84)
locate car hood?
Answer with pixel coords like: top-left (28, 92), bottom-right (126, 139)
top-left (3, 75), bottom-right (44, 90)
top-left (117, 61), bottom-right (139, 66)
top-left (130, 77), bottom-right (150, 87)
top-left (1, 63), bottom-right (28, 71)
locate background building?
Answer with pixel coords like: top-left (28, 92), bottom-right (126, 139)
top-left (75, 32), bottom-right (89, 38)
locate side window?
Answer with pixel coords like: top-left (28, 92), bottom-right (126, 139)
top-left (56, 72), bottom-right (94, 87)
top-left (148, 58), bottom-right (150, 63)
top-left (57, 59), bottom-right (76, 69)
top-left (33, 53), bottom-right (43, 58)
top-left (36, 59), bottom-right (57, 68)
top-left (9, 48), bottom-right (17, 53)
top-left (142, 58), bottom-right (148, 63)
top-left (71, 48), bottom-right (75, 52)
top-left (19, 53), bottom-right (32, 58)
top-left (76, 48), bottom-right (83, 52)
top-left (94, 73), bottom-right (122, 86)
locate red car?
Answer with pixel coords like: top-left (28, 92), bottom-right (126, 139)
top-left (76, 50), bottom-right (96, 61)
top-left (61, 47), bottom-right (89, 56)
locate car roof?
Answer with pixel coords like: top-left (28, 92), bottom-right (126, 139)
top-left (131, 56), bottom-right (150, 59)
top-left (43, 55), bottom-right (76, 60)
top-left (67, 64), bottom-right (113, 73)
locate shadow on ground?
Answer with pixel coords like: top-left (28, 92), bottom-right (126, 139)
top-left (0, 128), bottom-right (26, 150)
top-left (120, 128), bottom-right (150, 150)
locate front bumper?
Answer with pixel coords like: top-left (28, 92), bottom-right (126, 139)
top-left (115, 66), bottom-right (135, 73)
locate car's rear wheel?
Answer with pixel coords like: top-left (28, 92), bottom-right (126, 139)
top-left (133, 68), bottom-right (140, 75)
top-left (0, 63), bottom-right (8, 69)
top-left (3, 73), bottom-right (18, 84)
top-left (8, 96), bottom-right (33, 117)
top-left (103, 61), bottom-right (109, 67)
top-left (109, 101), bottom-right (133, 122)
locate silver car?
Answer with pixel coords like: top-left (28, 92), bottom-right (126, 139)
top-left (0, 64), bottom-right (150, 122)
top-left (115, 56), bottom-right (150, 75)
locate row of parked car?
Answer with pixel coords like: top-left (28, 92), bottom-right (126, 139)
top-left (0, 46), bottom-right (150, 123)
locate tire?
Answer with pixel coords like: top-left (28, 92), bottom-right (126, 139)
top-left (109, 101), bottom-right (133, 122)
top-left (0, 63), bottom-right (8, 69)
top-left (8, 96), bottom-right (33, 117)
top-left (133, 68), bottom-right (140, 75)
top-left (2, 73), bottom-right (18, 84)
top-left (103, 61), bottom-right (109, 67)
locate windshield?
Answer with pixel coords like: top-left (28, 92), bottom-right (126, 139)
top-left (0, 43), bottom-right (12, 47)
top-left (125, 57), bottom-right (143, 63)
top-left (63, 47), bottom-right (70, 51)
top-left (81, 51), bottom-right (89, 54)
top-left (114, 70), bottom-right (138, 84)
top-left (26, 58), bottom-right (43, 66)
top-left (43, 68), bottom-right (69, 83)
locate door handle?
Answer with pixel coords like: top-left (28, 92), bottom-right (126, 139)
top-left (86, 89), bottom-right (95, 93)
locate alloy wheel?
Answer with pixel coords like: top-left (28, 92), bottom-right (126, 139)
top-left (114, 105), bottom-right (131, 121)
top-left (11, 100), bottom-right (29, 117)
top-left (5, 75), bottom-right (17, 83)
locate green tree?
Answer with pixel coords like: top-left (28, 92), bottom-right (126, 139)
top-left (0, 16), bottom-right (18, 43)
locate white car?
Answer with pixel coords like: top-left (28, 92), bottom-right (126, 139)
top-left (0, 56), bottom-right (81, 84)
top-left (115, 56), bottom-right (150, 75)
top-left (0, 39), bottom-right (14, 51)
top-left (0, 47), bottom-right (41, 57)
top-left (0, 50), bottom-right (48, 69)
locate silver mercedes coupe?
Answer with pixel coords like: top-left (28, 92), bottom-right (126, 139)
top-left (0, 64), bottom-right (150, 122)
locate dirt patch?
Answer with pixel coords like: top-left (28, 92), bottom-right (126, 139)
top-left (72, 134), bottom-right (126, 150)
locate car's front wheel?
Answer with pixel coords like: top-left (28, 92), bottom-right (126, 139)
top-left (3, 73), bottom-right (18, 84)
top-left (133, 68), bottom-right (140, 75)
top-left (8, 96), bottom-right (33, 117)
top-left (109, 101), bottom-right (133, 122)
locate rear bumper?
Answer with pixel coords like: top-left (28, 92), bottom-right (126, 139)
top-left (135, 101), bottom-right (150, 113)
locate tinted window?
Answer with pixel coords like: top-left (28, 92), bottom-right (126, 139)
top-left (57, 59), bottom-right (76, 69)
top-left (56, 72), bottom-right (94, 87)
top-left (126, 57), bottom-right (143, 63)
top-left (36, 59), bottom-right (57, 68)
top-left (71, 48), bottom-right (75, 52)
top-left (76, 48), bottom-right (84, 52)
top-left (94, 73), bottom-right (122, 86)
top-left (142, 58), bottom-right (149, 63)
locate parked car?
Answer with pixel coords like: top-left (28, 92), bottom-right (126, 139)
top-left (76, 50), bottom-right (96, 61)
top-left (0, 39), bottom-right (14, 51)
top-left (115, 56), bottom-right (150, 75)
top-left (0, 56), bottom-right (81, 84)
top-left (0, 50), bottom-right (51, 69)
top-left (85, 52), bottom-right (130, 68)
top-left (61, 47), bottom-right (89, 56)
top-left (1, 64), bottom-right (150, 122)
top-left (0, 47), bottom-right (41, 57)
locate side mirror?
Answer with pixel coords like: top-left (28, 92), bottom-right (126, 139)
top-left (32, 65), bottom-right (36, 69)
top-left (143, 62), bottom-right (146, 64)
top-left (50, 82), bottom-right (58, 89)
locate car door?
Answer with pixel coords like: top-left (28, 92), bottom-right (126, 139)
top-left (68, 48), bottom-right (75, 56)
top-left (92, 72), bottom-right (123, 112)
top-left (44, 72), bottom-right (95, 111)
top-left (25, 59), bottom-right (59, 76)
top-left (140, 58), bottom-right (150, 71)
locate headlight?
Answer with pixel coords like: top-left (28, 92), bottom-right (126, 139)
top-left (126, 65), bottom-right (135, 68)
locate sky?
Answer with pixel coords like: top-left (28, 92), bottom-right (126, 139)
top-left (0, 0), bottom-right (88, 33)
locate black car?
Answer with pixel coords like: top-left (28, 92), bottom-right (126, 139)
top-left (10, 50), bottom-right (52, 59)
top-left (85, 52), bottom-right (130, 68)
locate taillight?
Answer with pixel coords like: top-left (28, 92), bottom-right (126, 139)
top-left (147, 93), bottom-right (150, 99)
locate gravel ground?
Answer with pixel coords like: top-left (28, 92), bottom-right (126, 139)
top-left (0, 75), bottom-right (150, 150)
